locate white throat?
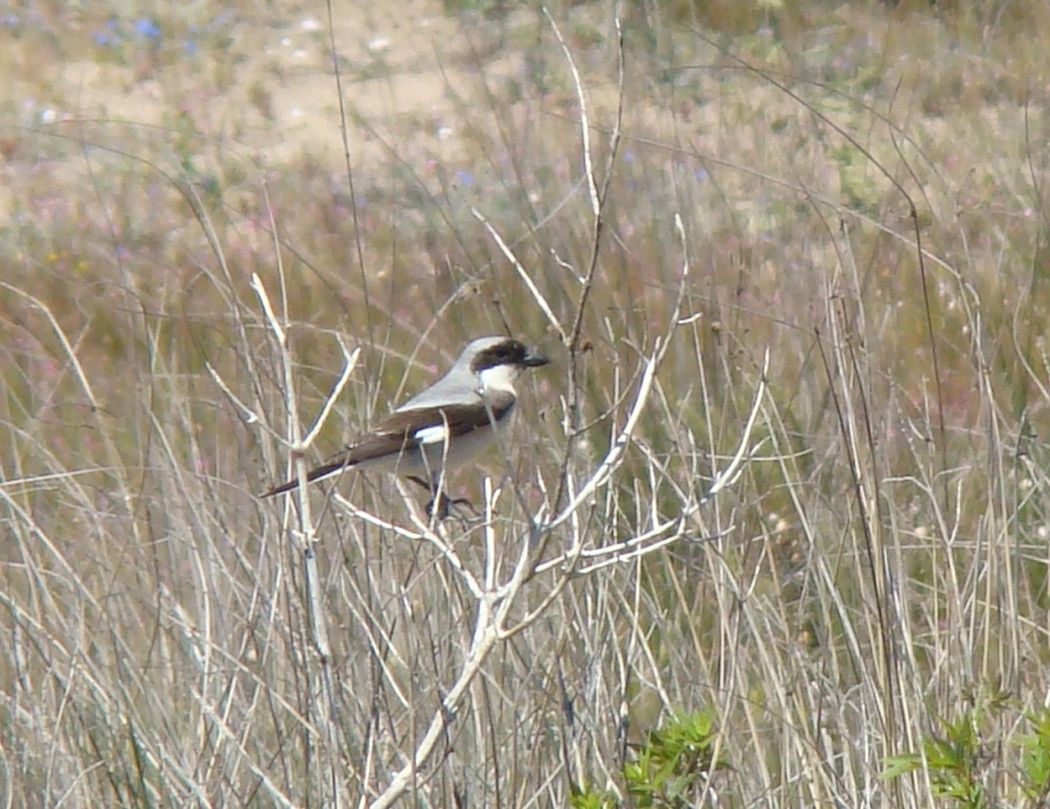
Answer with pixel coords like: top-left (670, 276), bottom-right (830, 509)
top-left (478, 363), bottom-right (520, 395)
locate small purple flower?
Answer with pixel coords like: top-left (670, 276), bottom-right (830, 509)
top-left (454, 170), bottom-right (475, 187)
top-left (207, 11), bottom-right (234, 32)
top-left (183, 24), bottom-right (200, 54)
top-left (135, 17), bottom-right (162, 40)
top-left (94, 17), bottom-right (123, 47)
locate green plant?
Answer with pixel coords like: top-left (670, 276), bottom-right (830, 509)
top-left (1021, 708), bottom-right (1050, 804)
top-left (885, 705), bottom-right (994, 809)
top-left (570, 710), bottom-right (722, 808)
top-left (569, 787), bottom-right (619, 809)
top-left (883, 702), bottom-right (1050, 809)
top-left (624, 710), bottom-right (721, 808)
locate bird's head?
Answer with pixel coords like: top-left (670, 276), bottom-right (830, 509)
top-left (458, 336), bottom-right (549, 393)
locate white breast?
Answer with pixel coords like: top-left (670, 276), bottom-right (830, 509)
top-left (478, 363), bottom-right (521, 395)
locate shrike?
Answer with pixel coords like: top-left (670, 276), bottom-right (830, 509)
top-left (262, 336), bottom-right (550, 508)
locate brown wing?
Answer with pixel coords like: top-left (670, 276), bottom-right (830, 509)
top-left (261, 392), bottom-right (515, 497)
top-left (368, 392), bottom-right (515, 448)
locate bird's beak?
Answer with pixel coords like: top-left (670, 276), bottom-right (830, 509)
top-left (523, 347), bottom-right (550, 367)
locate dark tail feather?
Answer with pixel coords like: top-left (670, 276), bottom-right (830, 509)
top-left (260, 458), bottom-right (349, 498)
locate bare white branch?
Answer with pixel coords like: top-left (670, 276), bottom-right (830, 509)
top-left (472, 207), bottom-right (567, 342)
top-left (544, 6), bottom-right (598, 218)
top-left (301, 340), bottom-right (360, 448)
top-left (250, 272), bottom-right (286, 348)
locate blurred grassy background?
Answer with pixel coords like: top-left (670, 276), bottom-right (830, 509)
top-left (3, 0), bottom-right (1050, 805)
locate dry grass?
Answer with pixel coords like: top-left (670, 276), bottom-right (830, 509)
top-left (3, 0), bottom-right (1050, 805)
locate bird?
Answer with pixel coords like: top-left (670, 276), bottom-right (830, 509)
top-left (262, 336), bottom-right (550, 511)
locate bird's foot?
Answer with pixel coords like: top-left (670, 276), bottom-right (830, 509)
top-left (407, 476), bottom-right (476, 520)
